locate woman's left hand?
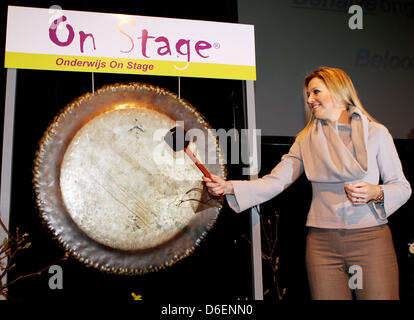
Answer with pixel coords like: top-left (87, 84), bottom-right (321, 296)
top-left (344, 181), bottom-right (381, 205)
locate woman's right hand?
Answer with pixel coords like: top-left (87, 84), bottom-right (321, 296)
top-left (202, 174), bottom-right (234, 197)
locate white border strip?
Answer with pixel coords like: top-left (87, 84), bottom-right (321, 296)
top-left (0, 68), bottom-right (17, 300)
top-left (245, 80), bottom-right (263, 300)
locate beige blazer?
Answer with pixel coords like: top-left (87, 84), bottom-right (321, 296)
top-left (227, 110), bottom-right (411, 229)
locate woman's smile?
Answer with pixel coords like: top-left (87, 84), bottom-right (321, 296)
top-left (307, 77), bottom-right (345, 123)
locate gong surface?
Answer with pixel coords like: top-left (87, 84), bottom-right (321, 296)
top-left (33, 83), bottom-right (225, 274)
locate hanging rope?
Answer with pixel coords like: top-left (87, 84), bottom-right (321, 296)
top-left (91, 72), bottom-right (95, 94)
top-left (178, 76), bottom-right (181, 99)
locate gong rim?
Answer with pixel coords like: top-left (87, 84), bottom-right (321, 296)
top-left (33, 82), bottom-right (226, 275)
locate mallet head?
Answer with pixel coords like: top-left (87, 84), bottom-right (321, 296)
top-left (164, 126), bottom-right (190, 152)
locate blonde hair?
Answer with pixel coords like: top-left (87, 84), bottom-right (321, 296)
top-left (296, 66), bottom-right (377, 140)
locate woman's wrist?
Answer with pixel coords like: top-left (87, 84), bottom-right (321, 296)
top-left (373, 185), bottom-right (384, 203)
top-left (225, 181), bottom-right (234, 195)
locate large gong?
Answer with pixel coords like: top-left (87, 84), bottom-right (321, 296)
top-left (33, 83), bottom-right (226, 274)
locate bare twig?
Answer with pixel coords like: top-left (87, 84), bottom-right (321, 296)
top-left (240, 210), bottom-right (286, 300)
top-left (0, 214), bottom-right (68, 299)
top-left (257, 211), bottom-right (286, 300)
top-left (262, 211), bottom-right (286, 300)
top-left (4, 253), bottom-right (69, 289)
top-left (0, 218), bottom-right (11, 237)
top-left (176, 187), bottom-right (219, 208)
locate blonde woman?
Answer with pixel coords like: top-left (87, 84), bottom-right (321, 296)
top-left (203, 66), bottom-right (411, 300)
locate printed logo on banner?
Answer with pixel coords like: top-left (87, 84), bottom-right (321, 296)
top-left (4, 6), bottom-right (256, 80)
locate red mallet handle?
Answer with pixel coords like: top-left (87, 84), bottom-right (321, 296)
top-left (184, 147), bottom-right (212, 179)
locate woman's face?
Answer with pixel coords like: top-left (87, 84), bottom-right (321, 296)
top-left (306, 77), bottom-right (345, 123)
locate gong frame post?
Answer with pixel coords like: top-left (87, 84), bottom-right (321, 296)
top-left (245, 79), bottom-right (263, 300)
top-left (0, 68), bottom-right (17, 300)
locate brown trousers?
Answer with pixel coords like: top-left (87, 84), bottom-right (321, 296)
top-left (306, 225), bottom-right (399, 300)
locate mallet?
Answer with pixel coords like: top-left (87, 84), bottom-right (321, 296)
top-left (164, 126), bottom-right (212, 179)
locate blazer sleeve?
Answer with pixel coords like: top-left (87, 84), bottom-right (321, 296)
top-left (226, 139), bottom-right (304, 213)
top-left (376, 127), bottom-right (412, 217)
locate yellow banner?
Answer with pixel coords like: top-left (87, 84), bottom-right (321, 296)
top-left (5, 52), bottom-right (256, 80)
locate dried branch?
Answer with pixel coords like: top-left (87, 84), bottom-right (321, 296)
top-left (4, 253), bottom-right (69, 289)
top-left (0, 214), bottom-right (68, 299)
top-left (176, 187), bottom-right (220, 208)
top-left (260, 211), bottom-right (286, 300)
top-left (240, 210), bottom-right (286, 300)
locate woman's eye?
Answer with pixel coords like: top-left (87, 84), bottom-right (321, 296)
top-left (313, 89), bottom-right (320, 94)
